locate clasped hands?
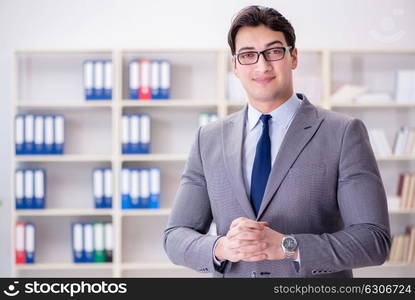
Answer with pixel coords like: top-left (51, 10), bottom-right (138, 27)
top-left (214, 217), bottom-right (297, 262)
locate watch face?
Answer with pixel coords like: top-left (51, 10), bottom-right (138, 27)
top-left (283, 236), bottom-right (297, 251)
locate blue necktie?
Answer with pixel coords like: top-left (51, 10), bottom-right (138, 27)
top-left (250, 114), bottom-right (272, 216)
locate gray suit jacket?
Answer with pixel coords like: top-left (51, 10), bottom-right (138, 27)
top-left (163, 94), bottom-right (391, 278)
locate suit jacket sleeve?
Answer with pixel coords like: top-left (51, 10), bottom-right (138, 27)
top-left (293, 118), bottom-right (391, 276)
top-left (163, 127), bottom-right (222, 273)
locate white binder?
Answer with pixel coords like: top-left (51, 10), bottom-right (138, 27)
top-left (130, 114), bottom-right (140, 153)
top-left (24, 115), bottom-right (34, 154)
top-left (24, 169), bottom-right (34, 209)
top-left (44, 116), bottom-right (54, 154)
top-left (34, 115), bottom-right (44, 153)
top-left (54, 115), bottom-right (64, 154)
top-left (15, 115), bottom-right (25, 154)
top-left (104, 168), bottom-right (112, 208)
top-left (130, 169), bottom-right (140, 209)
top-left (122, 115), bottom-right (130, 154)
top-left (140, 114), bottom-right (150, 153)
top-left (140, 168), bottom-right (150, 208)
top-left (34, 169), bottom-right (45, 209)
top-left (121, 168), bottom-right (131, 209)
top-left (25, 223), bottom-right (35, 263)
top-left (94, 60), bottom-right (104, 99)
top-left (83, 223), bottom-right (94, 262)
top-left (15, 170), bottom-right (25, 209)
top-left (93, 169), bottom-right (104, 208)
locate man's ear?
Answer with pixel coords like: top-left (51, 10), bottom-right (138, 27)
top-left (231, 56), bottom-right (239, 78)
top-left (291, 48), bottom-right (298, 70)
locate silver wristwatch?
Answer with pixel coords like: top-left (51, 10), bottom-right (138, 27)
top-left (281, 235), bottom-right (298, 259)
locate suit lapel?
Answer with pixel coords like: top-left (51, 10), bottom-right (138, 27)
top-left (256, 96), bottom-right (324, 220)
top-left (222, 105), bottom-right (256, 220)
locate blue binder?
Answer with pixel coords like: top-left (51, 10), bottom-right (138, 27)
top-left (103, 60), bottom-right (112, 100)
top-left (140, 114), bottom-right (151, 154)
top-left (83, 223), bottom-right (94, 263)
top-left (72, 222), bottom-right (85, 263)
top-left (34, 115), bottom-right (45, 154)
top-left (130, 168), bottom-right (140, 209)
top-left (25, 223), bottom-right (36, 263)
top-left (93, 60), bottom-right (104, 99)
top-left (159, 60), bottom-right (171, 99)
top-left (24, 115), bottom-right (35, 155)
top-left (24, 169), bottom-right (34, 209)
top-left (129, 60), bottom-right (139, 99)
top-left (84, 60), bottom-right (94, 100)
top-left (103, 168), bottom-right (112, 208)
top-left (33, 169), bottom-right (46, 209)
top-left (15, 169), bottom-right (25, 209)
top-left (121, 168), bottom-right (131, 209)
top-left (54, 115), bottom-right (64, 155)
top-left (44, 115), bottom-right (54, 154)
top-left (93, 169), bottom-right (104, 208)
top-left (129, 114), bottom-right (141, 154)
top-left (122, 115), bottom-right (130, 154)
top-left (15, 115), bottom-right (25, 155)
top-left (151, 60), bottom-right (161, 99)
top-left (149, 168), bottom-right (161, 208)
top-left (25, 223), bottom-right (36, 264)
top-left (139, 168), bottom-right (150, 208)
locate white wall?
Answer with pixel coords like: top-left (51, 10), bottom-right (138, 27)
top-left (0, 0), bottom-right (414, 277)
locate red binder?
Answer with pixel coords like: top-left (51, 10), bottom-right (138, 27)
top-left (15, 222), bottom-right (26, 264)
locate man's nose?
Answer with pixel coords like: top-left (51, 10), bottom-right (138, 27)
top-left (255, 53), bottom-right (272, 72)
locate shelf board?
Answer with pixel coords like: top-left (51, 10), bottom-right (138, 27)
top-left (331, 102), bottom-right (415, 108)
top-left (122, 99), bottom-right (219, 107)
top-left (122, 153), bottom-right (187, 162)
top-left (15, 49), bottom-right (114, 54)
top-left (121, 208), bottom-right (171, 216)
top-left (15, 262), bottom-right (113, 270)
top-left (16, 101), bottom-right (113, 109)
top-left (15, 154), bottom-right (113, 162)
top-left (15, 208), bottom-right (114, 216)
top-left (121, 261), bottom-right (184, 270)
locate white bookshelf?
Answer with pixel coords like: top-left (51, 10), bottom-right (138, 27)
top-left (11, 48), bottom-right (415, 278)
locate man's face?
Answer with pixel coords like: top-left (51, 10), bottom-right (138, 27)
top-left (232, 24), bottom-right (298, 103)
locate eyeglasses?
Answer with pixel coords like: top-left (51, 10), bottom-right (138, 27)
top-left (235, 46), bottom-right (292, 65)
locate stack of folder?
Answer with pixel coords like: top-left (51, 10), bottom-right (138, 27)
top-left (129, 59), bottom-right (170, 100)
top-left (15, 114), bottom-right (64, 155)
top-left (72, 222), bottom-right (113, 263)
top-left (122, 114), bottom-right (151, 154)
top-left (15, 169), bottom-right (46, 209)
top-left (15, 222), bottom-right (36, 264)
top-left (92, 168), bottom-right (113, 209)
top-left (83, 60), bottom-right (112, 100)
top-left (121, 168), bottom-right (160, 209)
top-left (199, 113), bottom-right (218, 127)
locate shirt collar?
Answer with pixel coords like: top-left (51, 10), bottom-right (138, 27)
top-left (247, 93), bottom-right (303, 132)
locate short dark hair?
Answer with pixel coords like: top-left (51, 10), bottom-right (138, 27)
top-left (228, 5), bottom-right (296, 55)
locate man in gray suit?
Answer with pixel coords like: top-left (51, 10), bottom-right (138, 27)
top-left (163, 6), bottom-right (390, 277)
